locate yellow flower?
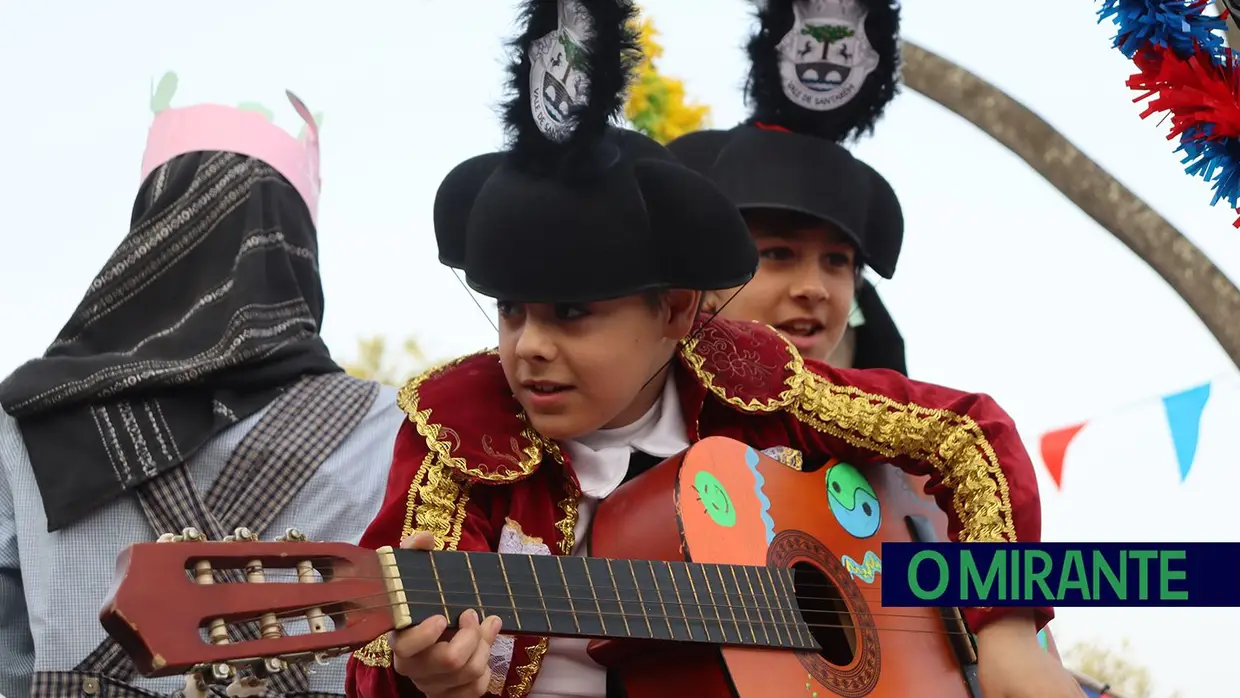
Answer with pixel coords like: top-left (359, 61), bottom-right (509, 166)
top-left (624, 11), bottom-right (711, 144)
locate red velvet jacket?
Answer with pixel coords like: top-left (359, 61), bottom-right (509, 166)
top-left (346, 318), bottom-right (1049, 697)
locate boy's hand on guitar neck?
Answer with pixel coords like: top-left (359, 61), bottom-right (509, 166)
top-left (976, 612), bottom-right (1087, 698)
top-left (388, 532), bottom-right (504, 698)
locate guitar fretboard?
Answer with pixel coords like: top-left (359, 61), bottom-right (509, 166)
top-left (393, 550), bottom-right (818, 651)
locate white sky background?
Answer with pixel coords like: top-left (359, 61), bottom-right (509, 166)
top-left (1, 1), bottom-right (1237, 694)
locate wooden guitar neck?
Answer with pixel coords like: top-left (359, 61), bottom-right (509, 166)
top-left (100, 537), bottom-right (818, 679)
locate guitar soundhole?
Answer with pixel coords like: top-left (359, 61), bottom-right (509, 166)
top-left (767, 529), bottom-right (881, 697)
top-left (792, 561), bottom-right (856, 666)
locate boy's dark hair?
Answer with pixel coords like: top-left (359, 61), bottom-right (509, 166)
top-left (641, 289), bottom-right (709, 314)
top-left (742, 208), bottom-right (865, 288)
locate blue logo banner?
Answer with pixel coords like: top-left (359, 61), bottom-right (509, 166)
top-left (881, 542), bottom-right (1240, 607)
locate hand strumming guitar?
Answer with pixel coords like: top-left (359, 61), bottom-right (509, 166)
top-left (388, 532), bottom-right (504, 698)
top-left (976, 612), bottom-right (1086, 698)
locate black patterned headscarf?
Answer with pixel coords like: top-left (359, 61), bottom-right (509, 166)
top-left (851, 277), bottom-right (906, 374)
top-left (0, 151), bottom-right (341, 531)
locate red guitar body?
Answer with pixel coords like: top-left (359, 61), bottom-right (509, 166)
top-left (589, 436), bottom-right (969, 698)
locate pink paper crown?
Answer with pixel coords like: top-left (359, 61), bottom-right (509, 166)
top-left (140, 90), bottom-right (322, 225)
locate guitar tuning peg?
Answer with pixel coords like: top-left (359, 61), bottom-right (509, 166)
top-left (222, 527), bottom-right (258, 543)
top-left (212, 663), bottom-right (234, 682)
top-left (190, 662), bottom-right (234, 686)
top-left (275, 527), bottom-right (307, 542)
top-left (225, 675), bottom-right (268, 697)
top-left (156, 532), bottom-right (183, 543)
top-left (255, 657), bottom-right (286, 676)
top-left (181, 527), bottom-right (207, 542)
top-left (182, 673), bottom-right (210, 698)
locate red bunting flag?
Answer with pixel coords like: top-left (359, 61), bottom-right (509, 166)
top-left (1039, 423), bottom-right (1085, 489)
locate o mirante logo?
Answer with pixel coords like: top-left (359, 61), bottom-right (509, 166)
top-left (881, 542), bottom-right (1240, 608)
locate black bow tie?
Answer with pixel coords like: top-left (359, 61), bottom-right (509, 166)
top-left (624, 449), bottom-right (665, 485)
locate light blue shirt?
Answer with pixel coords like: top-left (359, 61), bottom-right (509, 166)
top-left (0, 384), bottom-right (405, 696)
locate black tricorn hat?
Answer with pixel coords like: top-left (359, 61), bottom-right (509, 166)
top-left (666, 0), bottom-right (903, 279)
top-left (851, 277), bottom-right (906, 374)
top-left (433, 0), bottom-right (757, 303)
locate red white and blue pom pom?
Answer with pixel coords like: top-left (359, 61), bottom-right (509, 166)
top-left (1100, 0), bottom-right (1240, 225)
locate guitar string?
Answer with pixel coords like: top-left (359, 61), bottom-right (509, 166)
top-left (285, 565), bottom-right (897, 597)
top-left (280, 558), bottom-right (897, 596)
top-left (210, 572), bottom-right (915, 618)
top-left (179, 577), bottom-right (976, 638)
top-left (181, 590), bottom-right (973, 644)
top-left (217, 569), bottom-right (906, 627)
top-left (189, 553), bottom-right (953, 606)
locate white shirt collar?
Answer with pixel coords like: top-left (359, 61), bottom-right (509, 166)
top-left (562, 374), bottom-right (689, 498)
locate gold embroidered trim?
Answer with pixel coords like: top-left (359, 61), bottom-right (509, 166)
top-left (397, 351), bottom-right (547, 482)
top-left (353, 633), bottom-right (392, 668)
top-left (504, 517), bottom-right (547, 546)
top-left (415, 459), bottom-right (466, 550)
top-left (503, 447), bottom-right (575, 695)
top-left (488, 668), bottom-right (507, 695)
top-left (554, 487), bottom-right (579, 556)
top-left (352, 430), bottom-right (476, 668)
top-left (449, 483), bottom-right (473, 551)
top-left (507, 638), bottom-right (550, 698)
top-left (547, 444), bottom-right (577, 556)
top-left (678, 331), bottom-right (802, 412)
top-left (788, 374), bottom-right (1015, 543)
top-left (763, 446), bottom-right (804, 471)
top-left (402, 451), bottom-right (435, 539)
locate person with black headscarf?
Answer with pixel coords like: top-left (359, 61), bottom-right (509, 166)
top-left (827, 278), bottom-right (907, 373)
top-left (0, 140), bottom-right (405, 695)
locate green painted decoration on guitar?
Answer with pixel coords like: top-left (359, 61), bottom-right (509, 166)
top-left (825, 462), bottom-right (882, 539)
top-left (693, 470), bottom-right (737, 527)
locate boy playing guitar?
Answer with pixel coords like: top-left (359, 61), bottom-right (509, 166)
top-left (347, 2), bottom-right (1080, 697)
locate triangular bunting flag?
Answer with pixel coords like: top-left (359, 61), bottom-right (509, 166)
top-left (1039, 423), bottom-right (1085, 489)
top-left (1162, 382), bottom-right (1211, 482)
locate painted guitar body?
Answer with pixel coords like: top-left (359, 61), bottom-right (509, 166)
top-left (590, 437), bottom-right (971, 698)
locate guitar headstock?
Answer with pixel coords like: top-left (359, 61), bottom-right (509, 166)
top-left (100, 527), bottom-right (398, 683)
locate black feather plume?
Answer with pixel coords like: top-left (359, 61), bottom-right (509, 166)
top-left (744, 0), bottom-right (901, 143)
top-left (501, 0), bottom-right (640, 174)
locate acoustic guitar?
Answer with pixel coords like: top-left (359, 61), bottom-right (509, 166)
top-left (101, 436), bottom-right (986, 697)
